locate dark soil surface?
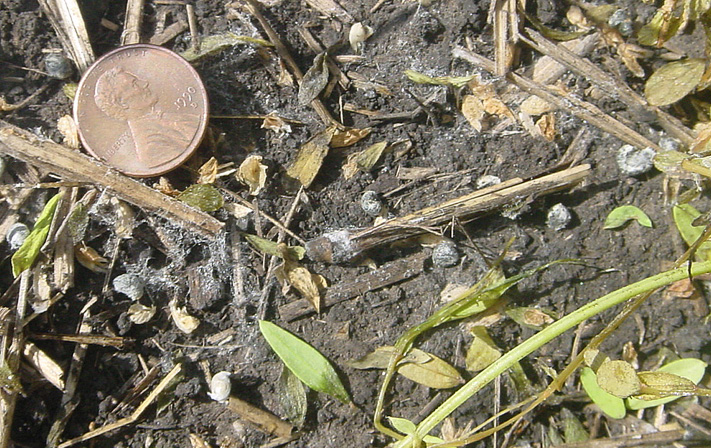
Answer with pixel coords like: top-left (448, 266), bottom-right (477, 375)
top-left (1, 0), bottom-right (710, 447)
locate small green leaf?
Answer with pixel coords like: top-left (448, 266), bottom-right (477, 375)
top-left (177, 184), bottom-right (224, 212)
top-left (673, 203), bottom-right (711, 261)
top-left (645, 59), bottom-right (706, 106)
top-left (243, 233), bottom-right (306, 260)
top-left (259, 320), bottom-right (350, 403)
top-left (603, 205), bottom-right (653, 229)
top-left (387, 417), bottom-right (445, 446)
top-left (277, 364), bottom-right (308, 427)
top-left (387, 416), bottom-right (417, 434)
top-left (11, 193), bottom-right (63, 277)
top-left (580, 367), bottom-right (626, 419)
top-left (627, 358), bottom-right (707, 410)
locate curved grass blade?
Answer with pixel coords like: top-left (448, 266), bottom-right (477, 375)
top-left (259, 320), bottom-right (350, 404)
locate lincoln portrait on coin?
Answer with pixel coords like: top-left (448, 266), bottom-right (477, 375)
top-left (94, 67), bottom-right (200, 168)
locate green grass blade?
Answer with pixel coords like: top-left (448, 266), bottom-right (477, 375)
top-left (259, 320), bottom-right (351, 404)
top-left (11, 192), bottom-right (63, 277)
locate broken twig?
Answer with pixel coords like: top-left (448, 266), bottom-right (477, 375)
top-left (0, 120), bottom-right (224, 238)
top-left (306, 164), bottom-right (590, 263)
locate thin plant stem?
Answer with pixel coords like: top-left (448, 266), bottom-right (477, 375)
top-left (391, 260), bottom-right (711, 447)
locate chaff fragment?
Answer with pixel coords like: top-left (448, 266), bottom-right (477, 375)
top-left (521, 29), bottom-right (695, 146)
top-left (46, 313), bottom-right (91, 448)
top-left (227, 396), bottom-right (297, 443)
top-left (306, 165), bottom-right (590, 264)
top-left (121, 0), bottom-right (144, 45)
top-left (0, 271), bottom-right (30, 448)
top-left (0, 120), bottom-right (224, 237)
top-left (452, 47), bottom-right (662, 152)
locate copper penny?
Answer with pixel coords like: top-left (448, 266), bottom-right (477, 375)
top-left (74, 44), bottom-right (209, 177)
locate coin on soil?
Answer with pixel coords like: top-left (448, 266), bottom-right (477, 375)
top-left (74, 44), bottom-right (209, 177)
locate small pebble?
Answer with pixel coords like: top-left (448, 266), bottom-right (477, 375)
top-left (44, 52), bottom-right (73, 79)
top-left (616, 145), bottom-right (655, 176)
top-left (6, 223), bottom-right (29, 250)
top-left (112, 273), bottom-right (145, 300)
top-left (476, 175), bottom-right (501, 189)
top-left (432, 241), bottom-right (459, 268)
top-left (360, 190), bottom-right (383, 217)
top-left (608, 9), bottom-right (632, 36)
top-left (208, 371), bottom-right (232, 402)
top-left (546, 203), bottom-right (572, 231)
top-left (659, 135), bottom-right (681, 152)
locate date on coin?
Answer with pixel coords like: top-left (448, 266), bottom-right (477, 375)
top-left (74, 44), bottom-right (209, 177)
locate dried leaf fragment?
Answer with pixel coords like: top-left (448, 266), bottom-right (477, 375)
top-left (180, 33), bottom-right (272, 62)
top-left (535, 113), bottom-right (556, 141)
top-left (645, 59), bottom-right (705, 106)
top-left (197, 157), bottom-right (218, 184)
top-left (261, 113), bottom-right (292, 135)
top-left (75, 243), bottom-right (109, 273)
top-left (465, 326), bottom-right (501, 372)
top-left (275, 244), bottom-right (326, 312)
top-left (596, 360), bottom-right (641, 398)
top-left (461, 95), bottom-right (485, 132)
top-left (286, 127), bottom-right (337, 188)
top-left (298, 52), bottom-right (329, 106)
top-left (57, 115), bottom-right (79, 149)
top-left (277, 363), bottom-right (308, 427)
top-left (342, 141), bottom-right (388, 179)
top-left (128, 303), bottom-right (156, 324)
top-left (169, 299), bottom-right (200, 334)
top-left (348, 346), bottom-right (464, 389)
top-left (237, 155), bottom-right (268, 196)
top-left (330, 127), bottom-right (371, 148)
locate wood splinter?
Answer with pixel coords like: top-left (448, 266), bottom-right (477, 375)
top-left (306, 164), bottom-right (591, 264)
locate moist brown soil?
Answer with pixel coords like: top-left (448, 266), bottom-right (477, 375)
top-left (1, 1), bottom-right (710, 447)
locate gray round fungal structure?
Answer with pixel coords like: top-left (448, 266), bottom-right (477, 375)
top-left (476, 174), bottom-right (502, 189)
top-left (360, 190), bottom-right (383, 217)
top-left (616, 145), bottom-right (655, 176)
top-left (44, 52), bottom-right (73, 79)
top-left (432, 241), bottom-right (459, 268)
top-left (6, 222), bottom-right (29, 250)
top-left (546, 203), bottom-right (572, 231)
top-left (112, 273), bottom-right (145, 301)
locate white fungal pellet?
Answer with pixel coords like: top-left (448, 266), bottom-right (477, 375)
top-left (546, 203), bottom-right (572, 231)
top-left (208, 371), bottom-right (232, 402)
top-left (112, 273), bottom-right (145, 300)
top-left (432, 241), bottom-right (459, 268)
top-left (6, 223), bottom-right (29, 250)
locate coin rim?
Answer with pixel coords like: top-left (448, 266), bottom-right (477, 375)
top-left (73, 43), bottom-right (209, 178)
